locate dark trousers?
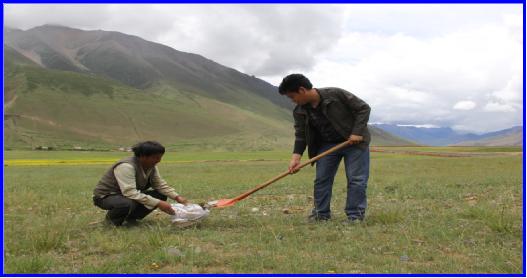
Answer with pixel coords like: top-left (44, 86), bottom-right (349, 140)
top-left (312, 143), bottom-right (369, 220)
top-left (93, 190), bottom-right (167, 226)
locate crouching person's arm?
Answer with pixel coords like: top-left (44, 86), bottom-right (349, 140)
top-left (151, 166), bottom-right (189, 206)
top-left (114, 163), bottom-right (176, 215)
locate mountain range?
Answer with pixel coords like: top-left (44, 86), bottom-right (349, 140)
top-left (4, 25), bottom-right (413, 151)
top-left (373, 124), bottom-right (523, 146)
top-left (452, 126), bottom-right (523, 147)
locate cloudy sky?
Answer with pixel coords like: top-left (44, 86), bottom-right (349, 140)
top-left (5, 4), bottom-right (523, 133)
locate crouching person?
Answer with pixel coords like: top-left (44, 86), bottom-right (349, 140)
top-left (93, 141), bottom-right (188, 226)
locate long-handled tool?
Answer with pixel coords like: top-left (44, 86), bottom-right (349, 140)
top-left (206, 141), bottom-right (351, 208)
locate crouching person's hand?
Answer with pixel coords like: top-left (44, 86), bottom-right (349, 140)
top-left (157, 200), bottom-right (176, 215)
top-left (174, 195), bottom-right (189, 205)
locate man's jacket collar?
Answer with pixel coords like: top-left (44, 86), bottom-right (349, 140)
top-left (295, 88), bottom-right (336, 114)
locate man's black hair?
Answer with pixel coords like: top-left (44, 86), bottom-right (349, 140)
top-left (278, 74), bottom-right (313, 95)
top-left (132, 141), bottom-right (165, 157)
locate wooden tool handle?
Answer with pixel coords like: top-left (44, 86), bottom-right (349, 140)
top-left (231, 141), bottom-right (351, 202)
top-left (298, 141), bottom-right (350, 169)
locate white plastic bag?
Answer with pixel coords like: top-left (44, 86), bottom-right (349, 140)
top-left (170, 203), bottom-right (210, 228)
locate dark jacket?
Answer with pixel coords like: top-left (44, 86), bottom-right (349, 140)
top-left (293, 87), bottom-right (371, 159)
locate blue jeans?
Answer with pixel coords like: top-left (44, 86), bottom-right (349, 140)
top-left (311, 143), bottom-right (369, 220)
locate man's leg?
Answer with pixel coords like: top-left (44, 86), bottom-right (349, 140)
top-left (93, 195), bottom-right (138, 226)
top-left (126, 190), bottom-right (168, 221)
top-left (311, 144), bottom-right (342, 220)
top-left (343, 145), bottom-right (370, 221)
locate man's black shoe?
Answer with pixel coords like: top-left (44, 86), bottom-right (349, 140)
top-left (341, 218), bottom-right (364, 225)
top-left (307, 214), bottom-right (331, 223)
top-left (104, 214), bottom-right (119, 226)
top-left (124, 218), bottom-right (140, 227)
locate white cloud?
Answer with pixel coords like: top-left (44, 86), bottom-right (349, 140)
top-left (487, 73), bottom-right (523, 111)
top-left (484, 102), bottom-right (515, 112)
top-left (5, 4), bottom-right (110, 30)
top-left (397, 124), bottom-right (440, 128)
top-left (300, 6), bottom-right (522, 132)
top-left (453, 101), bottom-right (477, 111)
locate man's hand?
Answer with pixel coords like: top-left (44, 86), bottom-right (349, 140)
top-left (348, 134), bottom-right (363, 145)
top-left (174, 195), bottom-right (189, 205)
top-left (288, 153), bottom-right (302, 174)
top-left (157, 200), bottom-right (176, 215)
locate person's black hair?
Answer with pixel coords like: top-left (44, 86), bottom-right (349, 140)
top-left (278, 74), bottom-right (313, 95)
top-left (132, 141), bottom-right (165, 157)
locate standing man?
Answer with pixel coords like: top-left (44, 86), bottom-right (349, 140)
top-left (93, 141), bottom-right (189, 226)
top-left (278, 74), bottom-right (371, 223)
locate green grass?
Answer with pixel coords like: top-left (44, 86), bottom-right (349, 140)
top-left (3, 148), bottom-right (523, 273)
top-left (22, 64), bottom-right (115, 97)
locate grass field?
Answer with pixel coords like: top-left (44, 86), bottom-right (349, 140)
top-left (3, 147), bottom-right (524, 274)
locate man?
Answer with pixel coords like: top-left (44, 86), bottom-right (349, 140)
top-left (278, 74), bottom-right (371, 223)
top-left (93, 141), bottom-right (189, 226)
